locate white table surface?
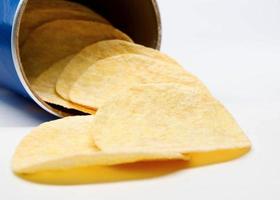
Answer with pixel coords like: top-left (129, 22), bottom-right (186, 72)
top-left (1, 0), bottom-right (280, 199)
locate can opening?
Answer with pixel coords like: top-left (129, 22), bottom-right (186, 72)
top-left (12, 0), bottom-right (161, 117)
top-left (78, 0), bottom-right (161, 49)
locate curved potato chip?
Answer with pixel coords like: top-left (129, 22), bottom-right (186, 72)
top-left (93, 83), bottom-right (251, 154)
top-left (20, 6), bottom-right (109, 45)
top-left (56, 40), bottom-right (181, 100)
top-left (31, 56), bottom-right (96, 114)
top-left (69, 54), bottom-right (202, 109)
top-left (20, 20), bottom-right (132, 78)
top-left (12, 116), bottom-right (186, 174)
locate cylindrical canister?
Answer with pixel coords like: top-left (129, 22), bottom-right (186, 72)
top-left (0, 0), bottom-right (161, 117)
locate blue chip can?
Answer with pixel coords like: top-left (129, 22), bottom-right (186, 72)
top-left (0, 0), bottom-right (161, 116)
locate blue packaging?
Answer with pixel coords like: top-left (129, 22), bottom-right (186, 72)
top-left (0, 0), bottom-right (161, 116)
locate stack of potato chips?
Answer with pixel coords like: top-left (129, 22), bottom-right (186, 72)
top-left (13, 0), bottom-right (251, 176)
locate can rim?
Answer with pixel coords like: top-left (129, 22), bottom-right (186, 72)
top-left (151, 0), bottom-right (162, 50)
top-left (11, 0), bottom-right (64, 117)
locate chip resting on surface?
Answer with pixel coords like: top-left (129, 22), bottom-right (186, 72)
top-left (19, 5), bottom-right (109, 46)
top-left (13, 0), bottom-right (251, 180)
top-left (12, 116), bottom-right (186, 174)
top-left (92, 83), bottom-right (251, 154)
top-left (20, 20), bottom-right (132, 79)
top-left (31, 56), bottom-right (96, 114)
top-left (56, 40), bottom-right (181, 100)
top-left (69, 54), bottom-right (202, 109)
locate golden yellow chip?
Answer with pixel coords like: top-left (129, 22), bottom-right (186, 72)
top-left (20, 5), bottom-right (109, 46)
top-left (69, 54), bottom-right (202, 109)
top-left (92, 83), bottom-right (251, 155)
top-left (56, 40), bottom-right (181, 100)
top-left (12, 116), bottom-right (186, 174)
top-left (20, 20), bottom-right (132, 79)
top-left (31, 56), bottom-right (96, 114)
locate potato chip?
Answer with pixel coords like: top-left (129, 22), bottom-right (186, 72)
top-left (20, 20), bottom-right (132, 79)
top-left (56, 40), bottom-right (181, 100)
top-left (12, 116), bottom-right (186, 174)
top-left (69, 54), bottom-right (202, 109)
top-left (20, 6), bottom-right (109, 46)
top-left (92, 83), bottom-right (251, 155)
top-left (31, 56), bottom-right (96, 114)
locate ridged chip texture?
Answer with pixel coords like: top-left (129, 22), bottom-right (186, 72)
top-left (12, 116), bottom-right (186, 174)
top-left (69, 54), bottom-right (202, 109)
top-left (20, 20), bottom-right (132, 79)
top-left (56, 40), bottom-right (181, 100)
top-left (92, 83), bottom-right (251, 153)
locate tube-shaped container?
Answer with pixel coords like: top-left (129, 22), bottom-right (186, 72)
top-left (0, 0), bottom-right (161, 116)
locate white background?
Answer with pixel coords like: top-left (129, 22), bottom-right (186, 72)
top-left (1, 0), bottom-right (280, 199)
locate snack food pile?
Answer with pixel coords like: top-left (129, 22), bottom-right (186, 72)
top-left (12, 0), bottom-right (251, 176)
